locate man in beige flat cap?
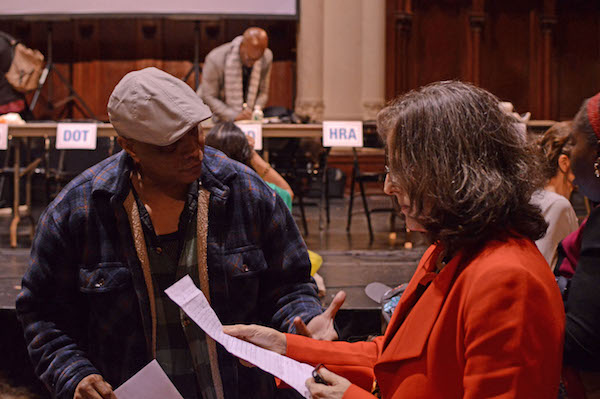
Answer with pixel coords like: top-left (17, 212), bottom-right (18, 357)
top-left (17, 68), bottom-right (343, 399)
top-left (198, 27), bottom-right (272, 121)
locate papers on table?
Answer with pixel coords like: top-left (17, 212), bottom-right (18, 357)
top-left (115, 359), bottom-right (183, 399)
top-left (165, 275), bottom-right (314, 398)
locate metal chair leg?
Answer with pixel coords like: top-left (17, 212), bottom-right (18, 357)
top-left (325, 167), bottom-right (330, 224)
top-left (298, 190), bottom-right (309, 236)
top-left (346, 167), bottom-right (356, 231)
top-left (358, 178), bottom-right (374, 243)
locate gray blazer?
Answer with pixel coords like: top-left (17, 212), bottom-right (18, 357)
top-left (198, 36), bottom-right (273, 121)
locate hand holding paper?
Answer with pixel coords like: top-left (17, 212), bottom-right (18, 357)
top-left (165, 276), bottom-right (314, 398)
top-left (222, 324), bottom-right (287, 355)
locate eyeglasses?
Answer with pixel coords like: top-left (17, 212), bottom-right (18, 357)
top-left (384, 165), bottom-right (401, 186)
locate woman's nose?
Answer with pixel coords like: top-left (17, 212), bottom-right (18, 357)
top-left (383, 174), bottom-right (393, 196)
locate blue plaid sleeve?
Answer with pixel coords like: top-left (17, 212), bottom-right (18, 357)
top-left (16, 204), bottom-right (99, 399)
top-left (258, 186), bottom-right (324, 333)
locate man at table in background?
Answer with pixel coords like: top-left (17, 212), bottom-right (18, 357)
top-left (16, 67), bottom-right (342, 399)
top-left (198, 27), bottom-right (272, 122)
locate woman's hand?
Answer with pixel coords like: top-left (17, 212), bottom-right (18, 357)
top-left (223, 324), bottom-right (287, 355)
top-left (306, 367), bottom-right (351, 399)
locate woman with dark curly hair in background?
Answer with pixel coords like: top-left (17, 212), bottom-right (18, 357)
top-left (223, 81), bottom-right (565, 399)
top-left (532, 121), bottom-right (579, 270)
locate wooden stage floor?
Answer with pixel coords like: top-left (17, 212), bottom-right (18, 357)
top-left (0, 196), bottom-right (426, 313)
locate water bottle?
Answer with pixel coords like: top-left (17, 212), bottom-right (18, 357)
top-left (252, 105), bottom-right (264, 121)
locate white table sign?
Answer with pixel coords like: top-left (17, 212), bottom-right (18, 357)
top-left (0, 124), bottom-right (7, 150)
top-left (322, 121), bottom-right (363, 147)
top-left (235, 123), bottom-right (263, 150)
top-left (56, 123), bottom-right (97, 150)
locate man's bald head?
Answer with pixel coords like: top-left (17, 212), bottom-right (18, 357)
top-left (239, 27), bottom-right (269, 68)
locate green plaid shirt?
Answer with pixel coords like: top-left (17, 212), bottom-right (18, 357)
top-left (135, 182), bottom-right (216, 399)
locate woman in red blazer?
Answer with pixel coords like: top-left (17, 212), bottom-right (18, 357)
top-left (225, 81), bottom-right (565, 399)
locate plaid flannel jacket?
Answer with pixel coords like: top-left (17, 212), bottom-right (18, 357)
top-left (16, 146), bottom-right (322, 399)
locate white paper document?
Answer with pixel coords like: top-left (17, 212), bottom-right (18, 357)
top-left (165, 275), bottom-right (314, 398)
top-left (115, 359), bottom-right (184, 399)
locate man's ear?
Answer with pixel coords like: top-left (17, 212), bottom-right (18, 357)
top-left (558, 154), bottom-right (571, 175)
top-left (117, 136), bottom-right (139, 162)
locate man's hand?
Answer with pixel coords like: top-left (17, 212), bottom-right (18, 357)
top-left (223, 324), bottom-right (287, 355)
top-left (74, 374), bottom-right (116, 399)
top-left (294, 290), bottom-right (346, 341)
top-left (306, 367), bottom-right (351, 399)
top-left (235, 109), bottom-right (252, 121)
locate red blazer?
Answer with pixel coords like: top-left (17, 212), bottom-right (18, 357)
top-left (286, 237), bottom-right (565, 398)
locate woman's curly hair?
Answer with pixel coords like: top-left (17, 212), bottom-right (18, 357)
top-left (378, 81), bottom-right (547, 252)
top-left (536, 121), bottom-right (574, 181)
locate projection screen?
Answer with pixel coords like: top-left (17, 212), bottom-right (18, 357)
top-left (0, 0), bottom-right (298, 19)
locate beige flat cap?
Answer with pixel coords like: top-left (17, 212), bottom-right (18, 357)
top-left (108, 67), bottom-right (211, 146)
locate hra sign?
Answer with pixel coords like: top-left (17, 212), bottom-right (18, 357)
top-left (235, 123), bottom-right (263, 150)
top-left (56, 123), bottom-right (97, 150)
top-left (322, 121), bottom-right (363, 147)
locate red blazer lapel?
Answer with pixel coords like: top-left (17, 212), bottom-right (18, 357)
top-left (379, 246), bottom-right (463, 363)
top-left (381, 245), bottom-right (438, 349)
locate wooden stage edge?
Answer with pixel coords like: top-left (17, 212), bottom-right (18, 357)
top-left (7, 122), bottom-right (324, 138)
top-left (7, 120), bottom-right (556, 137)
